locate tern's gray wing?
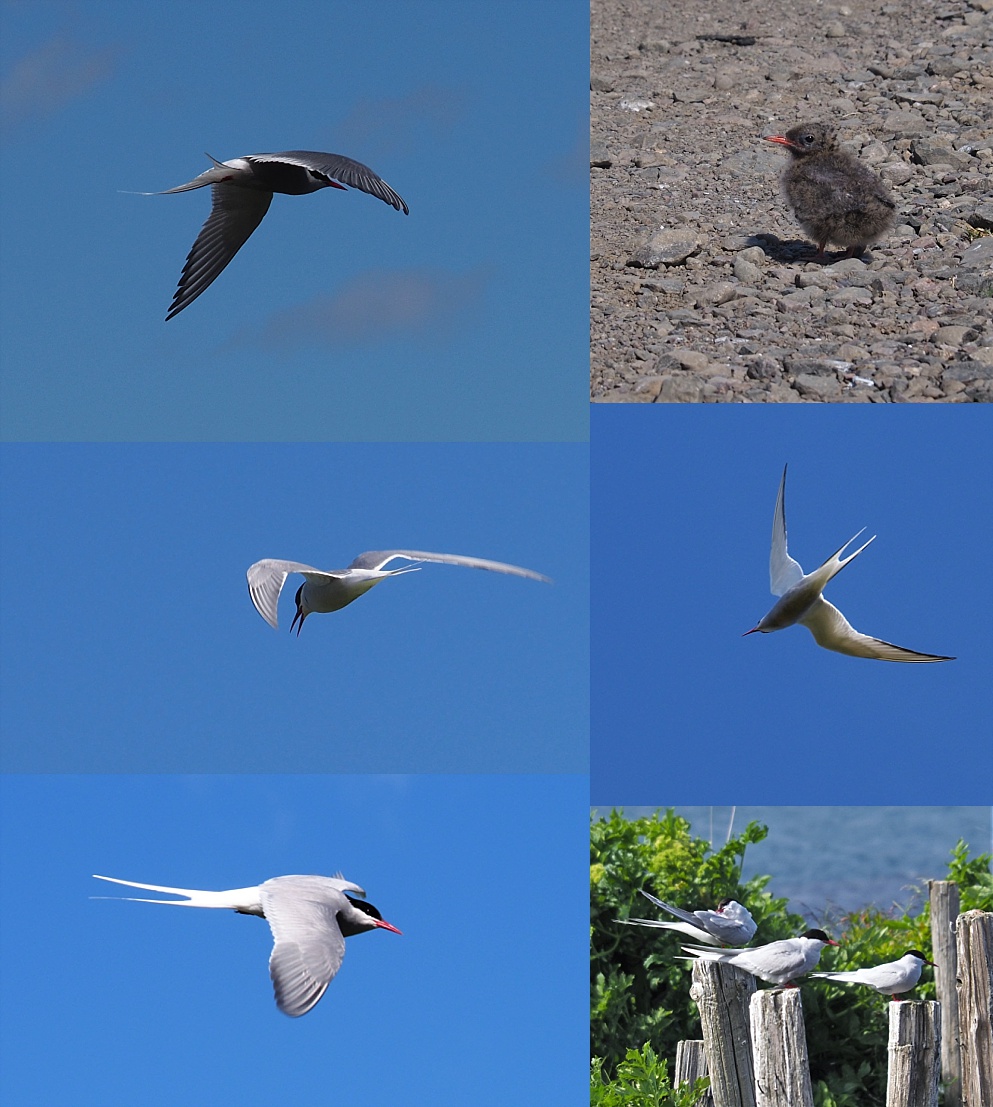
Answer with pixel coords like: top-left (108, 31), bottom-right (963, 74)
top-left (770, 465), bottom-right (805, 596)
top-left (261, 877), bottom-right (352, 1017)
top-left (166, 184), bottom-right (273, 320)
top-left (247, 559), bottom-right (342, 629)
top-left (800, 598), bottom-right (954, 662)
top-left (348, 550), bottom-right (551, 582)
top-left (250, 151), bottom-right (409, 213)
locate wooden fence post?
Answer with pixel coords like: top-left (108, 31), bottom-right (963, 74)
top-left (749, 988), bottom-right (814, 1107)
top-left (690, 960), bottom-right (757, 1107)
top-left (929, 879), bottom-right (961, 1105)
top-left (675, 1039), bottom-right (714, 1107)
top-left (886, 1000), bottom-right (941, 1107)
top-left (956, 910), bottom-right (993, 1107)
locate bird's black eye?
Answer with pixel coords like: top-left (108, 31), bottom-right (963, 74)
top-left (804, 134), bottom-right (815, 144)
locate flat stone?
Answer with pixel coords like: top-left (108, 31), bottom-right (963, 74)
top-left (659, 376), bottom-right (706, 402)
top-left (628, 228), bottom-right (700, 268)
top-left (794, 373), bottom-right (844, 398)
top-left (734, 257), bottom-right (763, 282)
top-left (959, 237), bottom-right (993, 268)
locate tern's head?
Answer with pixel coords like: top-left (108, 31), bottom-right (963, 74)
top-left (764, 122), bottom-right (838, 158)
top-left (290, 583), bottom-right (308, 636)
top-left (341, 894), bottom-right (403, 938)
top-left (904, 949), bottom-right (936, 966)
top-left (802, 929), bottom-right (838, 946)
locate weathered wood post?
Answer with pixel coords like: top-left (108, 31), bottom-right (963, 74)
top-left (675, 1040), bottom-right (714, 1107)
top-left (929, 879), bottom-right (961, 1105)
top-left (749, 988), bottom-right (814, 1107)
top-left (956, 910), bottom-right (993, 1107)
top-left (886, 1000), bottom-right (941, 1107)
top-left (690, 960), bottom-right (757, 1107)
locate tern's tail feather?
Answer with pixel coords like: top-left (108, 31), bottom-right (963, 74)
top-left (807, 529), bottom-right (876, 593)
top-left (92, 874), bottom-right (261, 911)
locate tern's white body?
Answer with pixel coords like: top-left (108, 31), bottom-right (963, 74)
top-left (134, 151), bottom-right (408, 319)
top-left (92, 873), bottom-right (401, 1017)
top-left (247, 550), bottom-right (550, 634)
top-left (743, 466), bottom-right (953, 662)
top-left (620, 890), bottom-right (757, 947)
top-left (681, 929), bottom-right (837, 985)
top-left (811, 950), bottom-right (934, 997)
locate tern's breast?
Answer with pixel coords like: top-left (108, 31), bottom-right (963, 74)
top-left (760, 578), bottom-right (821, 630)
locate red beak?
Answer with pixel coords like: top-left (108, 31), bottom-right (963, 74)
top-left (764, 135), bottom-right (793, 149)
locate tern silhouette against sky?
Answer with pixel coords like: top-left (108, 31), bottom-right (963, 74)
top-left (134, 151), bottom-right (408, 320)
top-left (618, 890), bottom-right (756, 947)
top-left (681, 929), bottom-right (838, 986)
top-left (811, 950), bottom-right (935, 998)
top-left (247, 550), bottom-right (551, 634)
top-left (743, 466), bottom-right (954, 662)
top-left (92, 873), bottom-right (401, 1017)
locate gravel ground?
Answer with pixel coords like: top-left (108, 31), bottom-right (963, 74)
top-left (591, 0), bottom-right (993, 402)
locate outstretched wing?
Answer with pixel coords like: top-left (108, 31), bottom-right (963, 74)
top-left (348, 549), bottom-right (550, 582)
top-left (246, 559), bottom-right (338, 629)
top-left (251, 151), bottom-right (408, 213)
top-left (801, 598), bottom-right (954, 662)
top-left (769, 466), bottom-right (805, 596)
top-left (167, 184), bottom-right (273, 320)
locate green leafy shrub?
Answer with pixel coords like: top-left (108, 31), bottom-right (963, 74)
top-left (591, 1043), bottom-right (710, 1107)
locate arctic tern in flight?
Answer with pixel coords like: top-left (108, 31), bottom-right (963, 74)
top-left (680, 929), bottom-right (838, 986)
top-left (92, 873), bottom-right (401, 1017)
top-left (247, 551), bottom-right (551, 634)
top-left (618, 890), bottom-right (756, 947)
top-left (743, 466), bottom-right (954, 662)
top-left (132, 151), bottom-right (408, 319)
top-left (811, 949), bottom-right (935, 998)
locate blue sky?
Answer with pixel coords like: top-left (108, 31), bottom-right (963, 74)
top-left (0, 442), bottom-right (588, 773)
top-left (0, 0), bottom-right (587, 440)
top-left (592, 406), bottom-right (992, 805)
top-left (0, 773), bottom-right (587, 1107)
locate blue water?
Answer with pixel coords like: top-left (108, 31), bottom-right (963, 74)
top-left (596, 806), bottom-right (991, 921)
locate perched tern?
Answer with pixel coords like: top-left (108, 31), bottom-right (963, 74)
top-left (92, 873), bottom-right (401, 1017)
top-left (743, 466), bottom-right (954, 662)
top-left (811, 949), bottom-right (935, 998)
top-left (680, 929), bottom-right (838, 986)
top-left (247, 551), bottom-right (551, 635)
top-left (619, 890), bottom-right (757, 947)
top-left (133, 151), bottom-right (408, 320)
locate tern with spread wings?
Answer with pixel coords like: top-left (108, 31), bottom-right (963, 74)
top-left (743, 466), bottom-right (953, 662)
top-left (92, 873), bottom-right (401, 1017)
top-left (247, 551), bottom-right (551, 634)
top-left (133, 151), bottom-right (408, 319)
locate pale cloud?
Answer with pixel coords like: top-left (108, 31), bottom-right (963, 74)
top-left (331, 84), bottom-right (470, 161)
top-left (1, 35), bottom-right (119, 135)
top-left (543, 122), bottom-right (589, 188)
top-left (248, 266), bottom-right (491, 349)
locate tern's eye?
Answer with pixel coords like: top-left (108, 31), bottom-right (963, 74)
top-left (803, 134), bottom-right (815, 144)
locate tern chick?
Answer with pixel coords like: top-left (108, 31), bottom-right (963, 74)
top-left (764, 122), bottom-right (895, 258)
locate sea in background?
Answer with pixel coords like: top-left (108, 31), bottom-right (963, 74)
top-left (593, 806), bottom-right (992, 922)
